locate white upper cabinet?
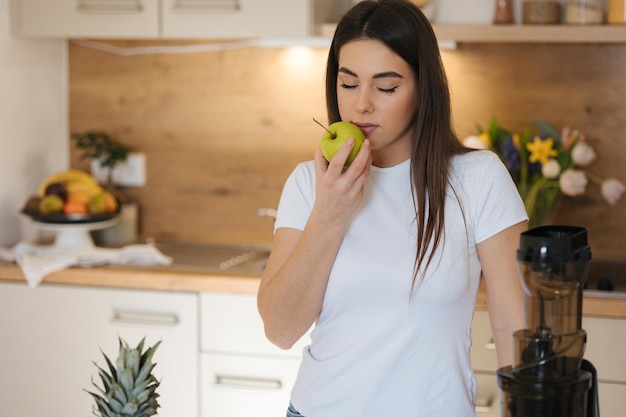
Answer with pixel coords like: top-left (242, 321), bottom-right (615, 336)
top-left (12, 0), bottom-right (160, 38)
top-left (161, 0), bottom-right (310, 38)
top-left (11, 0), bottom-right (318, 39)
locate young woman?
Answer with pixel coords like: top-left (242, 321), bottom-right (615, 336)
top-left (257, 1), bottom-right (528, 416)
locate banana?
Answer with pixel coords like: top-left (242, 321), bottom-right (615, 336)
top-left (38, 169), bottom-right (101, 197)
top-left (64, 178), bottom-right (102, 196)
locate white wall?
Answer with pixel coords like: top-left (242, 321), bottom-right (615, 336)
top-left (0, 0), bottom-right (67, 246)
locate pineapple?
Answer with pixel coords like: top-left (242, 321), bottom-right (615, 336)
top-left (87, 337), bottom-right (161, 417)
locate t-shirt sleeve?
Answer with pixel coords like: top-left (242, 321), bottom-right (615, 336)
top-left (472, 152), bottom-right (529, 243)
top-left (273, 161), bottom-right (316, 233)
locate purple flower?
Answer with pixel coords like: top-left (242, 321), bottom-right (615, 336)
top-left (501, 136), bottom-right (520, 172)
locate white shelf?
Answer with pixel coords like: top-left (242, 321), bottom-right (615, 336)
top-left (321, 23), bottom-right (626, 44)
top-left (434, 24), bottom-right (626, 43)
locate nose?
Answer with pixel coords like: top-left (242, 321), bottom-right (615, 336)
top-left (355, 88), bottom-right (374, 114)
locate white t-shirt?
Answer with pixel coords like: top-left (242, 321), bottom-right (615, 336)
top-left (274, 151), bottom-right (528, 417)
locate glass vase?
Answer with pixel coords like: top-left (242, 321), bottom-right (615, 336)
top-left (524, 179), bottom-right (561, 228)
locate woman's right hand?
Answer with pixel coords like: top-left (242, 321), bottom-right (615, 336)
top-left (257, 138), bottom-right (371, 349)
top-left (312, 137), bottom-right (371, 233)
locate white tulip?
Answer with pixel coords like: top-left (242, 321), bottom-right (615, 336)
top-left (571, 142), bottom-right (597, 167)
top-left (462, 135), bottom-right (489, 150)
top-left (559, 169), bottom-right (588, 196)
top-left (601, 178), bottom-right (626, 206)
top-left (542, 159), bottom-right (561, 179)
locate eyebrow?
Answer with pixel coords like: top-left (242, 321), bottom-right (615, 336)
top-left (338, 67), bottom-right (404, 79)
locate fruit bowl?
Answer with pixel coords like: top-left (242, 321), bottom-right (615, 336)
top-left (23, 210), bottom-right (119, 224)
top-left (28, 216), bottom-right (120, 249)
top-left (22, 197), bottom-right (121, 225)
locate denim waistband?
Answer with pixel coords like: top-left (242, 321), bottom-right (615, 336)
top-left (286, 402), bottom-right (304, 417)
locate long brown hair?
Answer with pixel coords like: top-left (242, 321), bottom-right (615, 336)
top-left (325, 0), bottom-right (472, 287)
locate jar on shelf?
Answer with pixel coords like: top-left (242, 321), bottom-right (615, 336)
top-left (493, 0), bottom-right (515, 24)
top-left (523, 0), bottom-right (562, 24)
top-left (563, 0), bottom-right (604, 24)
top-left (608, 0), bottom-right (626, 24)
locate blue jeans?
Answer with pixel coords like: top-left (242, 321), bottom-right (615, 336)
top-left (286, 402), bottom-right (304, 417)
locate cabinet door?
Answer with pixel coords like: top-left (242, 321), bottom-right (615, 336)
top-left (583, 316), bottom-right (626, 417)
top-left (583, 316), bottom-right (626, 383)
top-left (200, 292), bottom-right (310, 358)
top-left (597, 382), bottom-right (626, 417)
top-left (0, 282), bottom-right (198, 417)
top-left (471, 312), bottom-right (500, 417)
top-left (200, 352), bottom-right (300, 417)
top-left (161, 0), bottom-right (311, 38)
top-left (471, 310), bottom-right (498, 372)
top-left (474, 372), bottom-right (501, 417)
top-left (13, 0), bottom-right (159, 38)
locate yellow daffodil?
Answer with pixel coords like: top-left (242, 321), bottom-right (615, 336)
top-left (478, 132), bottom-right (491, 147)
top-left (526, 136), bottom-right (558, 165)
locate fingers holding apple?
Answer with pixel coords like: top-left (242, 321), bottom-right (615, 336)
top-left (317, 121), bottom-right (365, 167)
top-left (325, 136), bottom-right (360, 171)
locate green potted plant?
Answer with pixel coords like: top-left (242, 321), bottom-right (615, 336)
top-left (87, 337), bottom-right (161, 417)
top-left (72, 131), bottom-right (132, 188)
top-left (72, 131), bottom-right (138, 246)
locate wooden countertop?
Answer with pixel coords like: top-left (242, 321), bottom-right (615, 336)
top-left (1, 260), bottom-right (625, 319)
top-left (0, 260), bottom-right (260, 294)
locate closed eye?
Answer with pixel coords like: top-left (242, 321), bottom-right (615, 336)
top-left (378, 86), bottom-right (398, 94)
top-left (340, 83), bottom-right (357, 90)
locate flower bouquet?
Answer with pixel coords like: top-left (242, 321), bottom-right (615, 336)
top-left (464, 119), bottom-right (625, 228)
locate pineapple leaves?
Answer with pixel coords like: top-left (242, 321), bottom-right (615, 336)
top-left (87, 336), bottom-right (161, 417)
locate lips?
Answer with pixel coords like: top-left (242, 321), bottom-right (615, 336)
top-left (354, 122), bottom-right (377, 136)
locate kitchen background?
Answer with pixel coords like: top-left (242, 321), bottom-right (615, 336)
top-left (0, 0), bottom-right (67, 246)
top-left (2, 0), bottom-right (626, 259)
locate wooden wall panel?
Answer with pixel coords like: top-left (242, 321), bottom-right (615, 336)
top-left (442, 44), bottom-right (626, 259)
top-left (69, 40), bottom-right (626, 258)
top-left (69, 40), bottom-right (328, 247)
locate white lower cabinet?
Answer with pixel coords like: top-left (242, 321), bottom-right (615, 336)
top-left (471, 311), bottom-right (500, 417)
top-left (4, 279), bottom-right (622, 417)
top-left (582, 316), bottom-right (626, 416)
top-left (474, 372), bottom-right (501, 417)
top-left (201, 353), bottom-right (300, 417)
top-left (199, 292), bottom-right (308, 417)
top-left (0, 282), bottom-right (198, 417)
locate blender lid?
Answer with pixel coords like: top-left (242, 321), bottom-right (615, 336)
top-left (517, 225), bottom-right (592, 264)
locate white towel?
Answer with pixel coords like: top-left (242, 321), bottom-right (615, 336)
top-left (0, 241), bottom-right (172, 288)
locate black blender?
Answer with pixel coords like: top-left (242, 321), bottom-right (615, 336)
top-left (497, 225), bottom-right (600, 417)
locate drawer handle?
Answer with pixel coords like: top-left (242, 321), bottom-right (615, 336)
top-left (171, 0), bottom-right (240, 13)
top-left (215, 375), bottom-right (282, 390)
top-left (475, 396), bottom-right (494, 413)
top-left (111, 310), bottom-right (179, 327)
top-left (485, 338), bottom-right (496, 350)
top-left (76, 0), bottom-right (143, 13)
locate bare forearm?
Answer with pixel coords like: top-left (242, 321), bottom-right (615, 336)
top-left (257, 212), bottom-right (346, 349)
top-left (479, 221), bottom-right (527, 368)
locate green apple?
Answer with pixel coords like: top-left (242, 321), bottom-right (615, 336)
top-left (38, 194), bottom-right (64, 215)
top-left (320, 121), bottom-right (365, 166)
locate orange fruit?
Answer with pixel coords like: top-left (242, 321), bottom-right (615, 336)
top-left (66, 191), bottom-right (92, 205)
top-left (103, 192), bottom-right (119, 214)
top-left (63, 200), bottom-right (88, 215)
